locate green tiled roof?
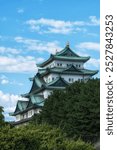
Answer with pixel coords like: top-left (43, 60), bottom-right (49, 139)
top-left (39, 65), bottom-right (98, 77)
top-left (29, 78), bottom-right (39, 93)
top-left (22, 65), bottom-right (98, 98)
top-left (54, 55), bottom-right (90, 61)
top-left (29, 77), bottom-right (34, 81)
top-left (64, 64), bottom-right (81, 72)
top-left (47, 76), bottom-right (69, 87)
top-left (80, 69), bottom-right (99, 75)
top-left (37, 45), bottom-right (90, 67)
top-left (12, 95), bottom-right (44, 116)
top-left (31, 95), bottom-right (44, 104)
top-left (27, 95), bottom-right (44, 108)
top-left (13, 100), bottom-right (28, 115)
top-left (56, 44), bottom-right (79, 57)
top-left (29, 73), bottom-right (45, 94)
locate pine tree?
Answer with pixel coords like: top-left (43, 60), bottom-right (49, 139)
top-left (31, 79), bottom-right (100, 143)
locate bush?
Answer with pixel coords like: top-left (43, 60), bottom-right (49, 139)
top-left (0, 124), bottom-right (95, 150)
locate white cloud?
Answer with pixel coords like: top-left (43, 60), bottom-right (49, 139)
top-left (10, 80), bottom-right (24, 86)
top-left (0, 46), bottom-right (20, 54)
top-left (17, 8), bottom-right (24, 14)
top-left (25, 16), bottom-right (99, 34)
top-left (85, 58), bottom-right (100, 68)
top-left (0, 75), bottom-right (24, 86)
top-left (0, 90), bottom-right (27, 121)
top-left (76, 42), bottom-right (100, 51)
top-left (89, 16), bottom-right (100, 26)
top-left (0, 90), bottom-right (19, 121)
top-left (0, 75), bottom-right (7, 80)
top-left (76, 51), bottom-right (89, 57)
top-left (0, 75), bottom-right (9, 84)
top-left (0, 55), bottom-right (44, 73)
top-left (87, 33), bottom-right (98, 37)
top-left (15, 36), bottom-right (62, 54)
top-left (1, 79), bottom-right (9, 84)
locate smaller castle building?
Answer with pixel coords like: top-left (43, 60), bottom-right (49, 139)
top-left (10, 43), bottom-right (98, 126)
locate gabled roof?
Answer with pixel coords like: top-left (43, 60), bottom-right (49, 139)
top-left (29, 73), bottom-right (45, 94)
top-left (13, 100), bottom-right (28, 115)
top-left (37, 44), bottom-right (90, 67)
top-left (64, 64), bottom-right (81, 72)
top-left (27, 95), bottom-right (44, 109)
top-left (11, 95), bottom-right (44, 116)
top-left (47, 76), bottom-right (69, 87)
top-left (80, 69), bottom-right (99, 75)
top-left (38, 65), bottom-right (98, 77)
top-left (29, 78), bottom-right (39, 94)
top-left (56, 44), bottom-right (79, 57)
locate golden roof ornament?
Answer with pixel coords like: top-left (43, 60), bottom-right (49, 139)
top-left (66, 41), bottom-right (70, 48)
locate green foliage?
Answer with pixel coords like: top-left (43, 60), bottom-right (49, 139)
top-left (0, 124), bottom-right (95, 150)
top-left (32, 79), bottom-right (100, 142)
top-left (0, 125), bottom-right (40, 150)
top-left (65, 139), bottom-right (94, 150)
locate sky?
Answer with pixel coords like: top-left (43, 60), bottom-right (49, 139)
top-left (0, 0), bottom-right (100, 121)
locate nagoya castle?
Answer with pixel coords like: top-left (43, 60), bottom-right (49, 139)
top-left (11, 43), bottom-right (98, 126)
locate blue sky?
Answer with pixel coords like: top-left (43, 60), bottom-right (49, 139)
top-left (0, 0), bottom-right (100, 121)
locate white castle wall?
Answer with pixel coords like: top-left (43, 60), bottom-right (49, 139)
top-left (15, 108), bottom-right (41, 122)
top-left (43, 73), bottom-right (90, 84)
top-left (44, 60), bottom-right (84, 69)
top-left (43, 89), bottom-right (52, 99)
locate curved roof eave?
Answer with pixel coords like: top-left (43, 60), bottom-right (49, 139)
top-left (37, 54), bottom-right (90, 68)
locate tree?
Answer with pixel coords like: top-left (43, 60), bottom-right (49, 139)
top-left (0, 106), bottom-right (5, 127)
top-left (0, 124), bottom-right (95, 150)
top-left (32, 79), bottom-right (100, 142)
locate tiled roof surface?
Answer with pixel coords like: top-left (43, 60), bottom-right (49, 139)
top-left (37, 45), bottom-right (90, 67)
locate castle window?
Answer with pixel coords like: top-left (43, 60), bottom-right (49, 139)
top-left (69, 78), bottom-right (71, 82)
top-left (76, 64), bottom-right (78, 67)
top-left (60, 63), bottom-right (62, 66)
top-left (79, 64), bottom-right (81, 68)
top-left (67, 64), bottom-right (71, 67)
top-left (26, 113), bottom-right (28, 118)
top-left (52, 77), bottom-right (54, 81)
top-left (78, 79), bottom-right (80, 82)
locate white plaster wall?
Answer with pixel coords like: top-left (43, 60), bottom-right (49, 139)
top-left (44, 60), bottom-right (84, 69)
top-left (43, 89), bottom-right (52, 99)
top-left (61, 74), bottom-right (83, 83)
top-left (15, 109), bottom-right (41, 122)
top-left (43, 73), bottom-right (91, 84)
top-left (28, 110), bottom-right (34, 118)
top-left (43, 74), bottom-right (51, 83)
top-left (23, 112), bottom-right (28, 119)
top-left (44, 61), bottom-right (56, 68)
top-left (54, 60), bottom-right (84, 69)
top-left (16, 115), bottom-right (21, 121)
top-left (35, 108), bottom-right (41, 114)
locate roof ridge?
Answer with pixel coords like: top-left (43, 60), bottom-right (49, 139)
top-left (17, 100), bottom-right (28, 103)
top-left (47, 76), bottom-right (69, 87)
top-left (55, 45), bottom-right (79, 57)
